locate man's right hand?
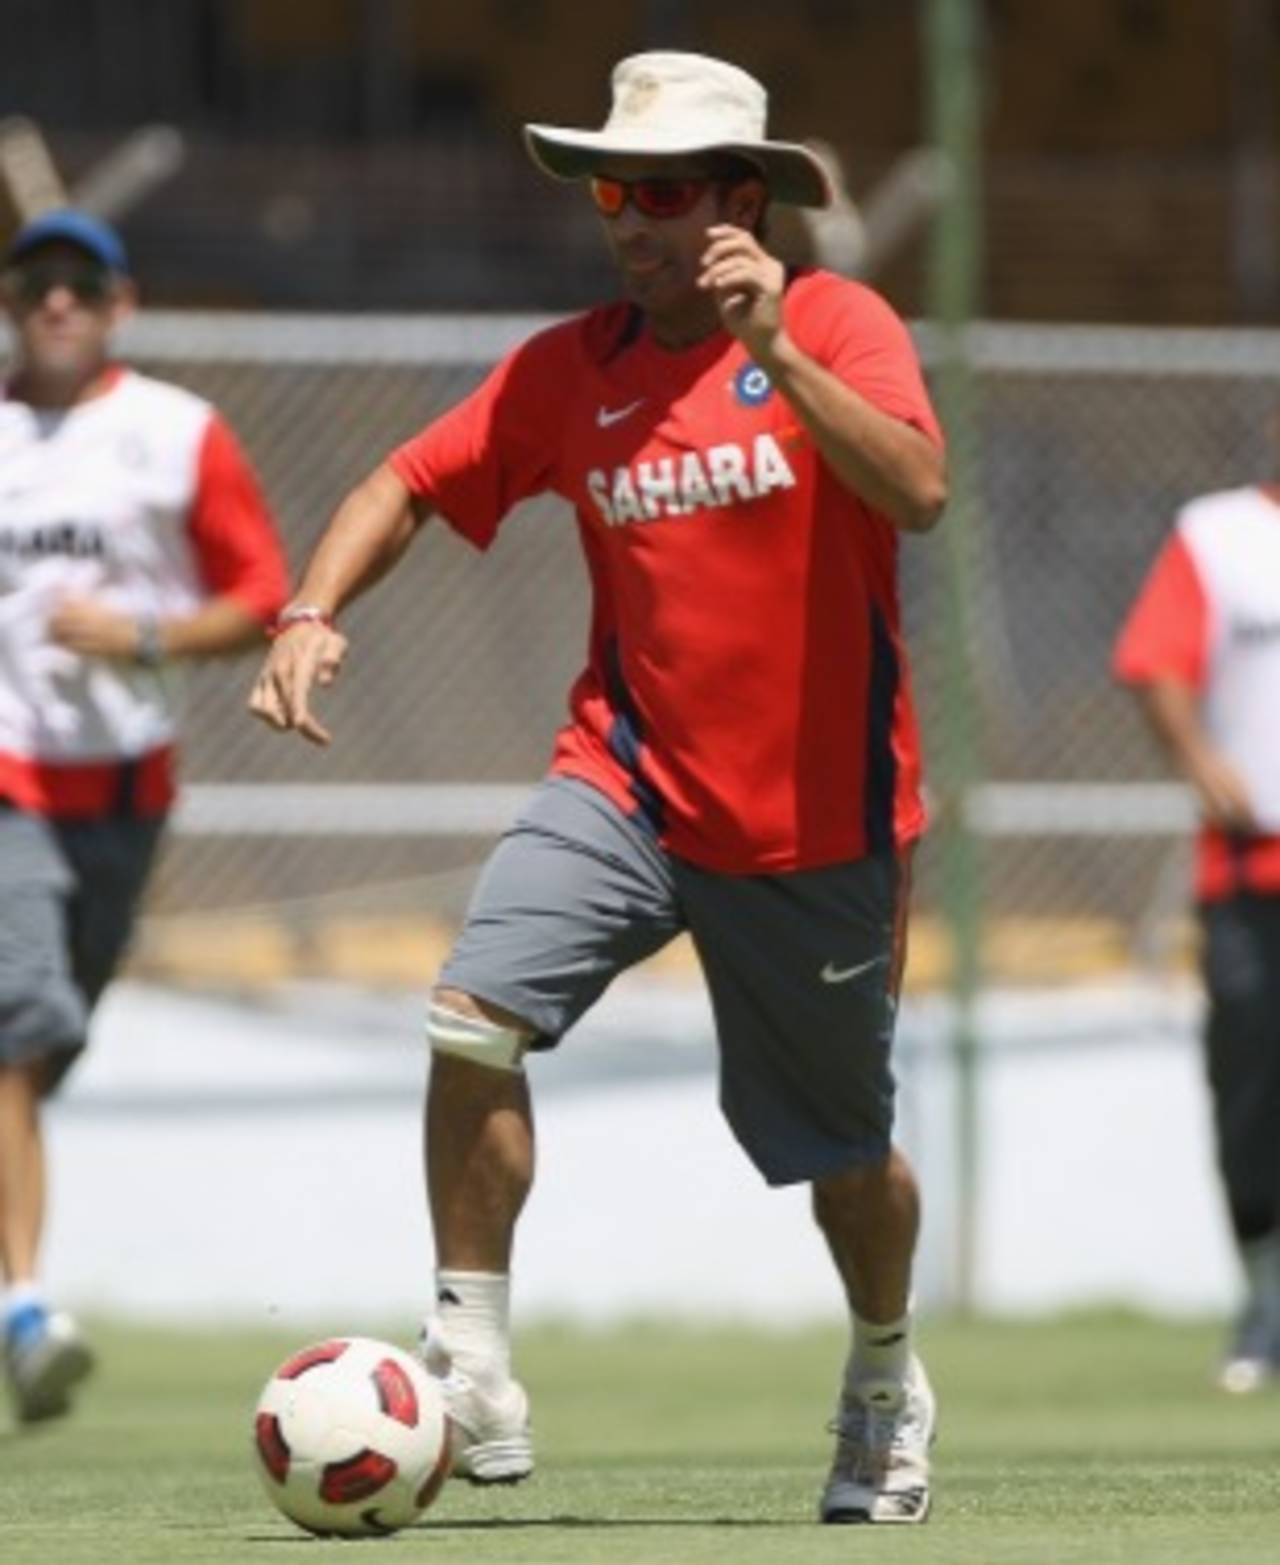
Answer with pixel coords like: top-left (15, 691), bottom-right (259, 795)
top-left (248, 621), bottom-right (348, 745)
top-left (1188, 748), bottom-right (1258, 833)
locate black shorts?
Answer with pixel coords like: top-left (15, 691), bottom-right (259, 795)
top-left (440, 777), bottom-right (911, 1187)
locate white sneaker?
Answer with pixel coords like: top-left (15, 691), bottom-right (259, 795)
top-left (1217, 1355), bottom-right (1273, 1395)
top-left (819, 1353), bottom-right (936, 1524)
top-left (419, 1320), bottom-right (534, 1485)
top-left (1217, 1305), bottom-right (1279, 1394)
top-left (4, 1306), bottom-right (95, 1424)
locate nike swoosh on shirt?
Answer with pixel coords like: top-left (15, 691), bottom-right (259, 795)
top-left (596, 398), bottom-right (646, 428)
top-left (820, 955), bottom-right (888, 985)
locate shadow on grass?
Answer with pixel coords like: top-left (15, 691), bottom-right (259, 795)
top-left (244, 1516), bottom-right (806, 1542)
top-left (428, 1516), bottom-right (803, 1530)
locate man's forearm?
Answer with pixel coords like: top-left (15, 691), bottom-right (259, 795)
top-left (756, 332), bottom-right (947, 532)
top-left (1134, 679), bottom-right (1211, 776)
top-left (289, 461), bottom-right (424, 616)
top-left (1133, 676), bottom-right (1258, 831)
top-left (151, 598), bottom-right (266, 659)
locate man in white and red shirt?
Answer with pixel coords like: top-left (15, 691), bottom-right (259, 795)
top-left (251, 53), bottom-right (946, 1522)
top-left (0, 209), bottom-right (288, 1422)
top-left (1115, 480), bottom-right (1280, 1393)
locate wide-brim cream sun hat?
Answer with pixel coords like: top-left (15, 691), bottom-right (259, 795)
top-left (524, 51), bottom-right (834, 209)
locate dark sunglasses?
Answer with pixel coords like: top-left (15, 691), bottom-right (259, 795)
top-left (589, 176), bottom-right (714, 220)
top-left (6, 258), bottom-right (113, 308)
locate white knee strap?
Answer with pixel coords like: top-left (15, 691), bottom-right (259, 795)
top-left (427, 1002), bottom-right (527, 1073)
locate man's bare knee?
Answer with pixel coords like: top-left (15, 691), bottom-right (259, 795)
top-left (815, 1152), bottom-right (892, 1199)
top-left (428, 987), bottom-right (538, 1074)
top-left (433, 987), bottom-right (536, 1033)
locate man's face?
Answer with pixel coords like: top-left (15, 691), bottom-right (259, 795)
top-left (1, 241), bottom-right (131, 381)
top-left (592, 156), bottom-right (765, 318)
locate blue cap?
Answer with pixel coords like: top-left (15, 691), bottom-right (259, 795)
top-left (6, 209), bottom-right (128, 274)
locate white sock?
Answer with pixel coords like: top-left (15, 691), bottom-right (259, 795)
top-left (433, 1270), bottom-right (511, 1380)
top-left (846, 1309), bottom-right (912, 1406)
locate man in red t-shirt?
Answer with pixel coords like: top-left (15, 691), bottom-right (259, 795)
top-left (1115, 473), bottom-right (1280, 1393)
top-left (251, 52), bottom-right (946, 1522)
top-left (1, 209), bottom-right (288, 1423)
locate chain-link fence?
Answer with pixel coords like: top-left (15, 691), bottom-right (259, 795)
top-left (909, 324), bottom-right (1280, 980)
top-left (15, 313), bottom-right (1279, 985)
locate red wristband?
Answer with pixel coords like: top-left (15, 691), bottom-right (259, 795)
top-left (267, 606), bottom-right (335, 640)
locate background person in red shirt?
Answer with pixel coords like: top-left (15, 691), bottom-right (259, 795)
top-left (251, 52), bottom-right (946, 1523)
top-left (0, 209), bottom-right (289, 1423)
top-left (1114, 471), bottom-right (1280, 1394)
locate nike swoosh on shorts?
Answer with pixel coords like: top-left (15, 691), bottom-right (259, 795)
top-left (820, 955), bottom-right (888, 984)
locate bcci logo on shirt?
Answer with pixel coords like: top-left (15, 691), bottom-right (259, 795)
top-left (733, 363), bottom-right (773, 407)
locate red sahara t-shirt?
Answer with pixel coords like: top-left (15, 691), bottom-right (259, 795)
top-left (391, 270), bottom-right (942, 874)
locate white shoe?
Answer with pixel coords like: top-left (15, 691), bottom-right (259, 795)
top-left (819, 1353), bottom-right (936, 1524)
top-left (1217, 1305), bottom-right (1280, 1394)
top-left (4, 1306), bottom-right (95, 1424)
top-left (419, 1320), bottom-right (534, 1484)
top-left (1217, 1355), bottom-right (1273, 1395)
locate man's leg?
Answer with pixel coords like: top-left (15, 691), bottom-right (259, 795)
top-left (812, 1146), bottom-right (919, 1328)
top-left (0, 1054), bottom-right (94, 1423)
top-left (676, 848), bottom-right (933, 1522)
top-left (0, 810), bottom-right (98, 1423)
top-left (0, 1059), bottom-right (47, 1289)
top-left (1202, 896), bottom-right (1280, 1391)
top-left (417, 777), bottom-right (683, 1481)
top-left (811, 1147), bottom-right (933, 1524)
top-left (419, 989), bottom-right (539, 1483)
top-left (814, 1148), bottom-right (920, 1414)
top-left (427, 995), bottom-right (536, 1276)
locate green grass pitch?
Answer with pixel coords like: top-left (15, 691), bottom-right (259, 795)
top-left (2, 1315), bottom-right (1276, 1563)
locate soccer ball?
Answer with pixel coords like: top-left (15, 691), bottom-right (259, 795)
top-left (252, 1336), bottom-right (451, 1536)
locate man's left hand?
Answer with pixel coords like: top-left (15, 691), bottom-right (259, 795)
top-left (699, 226), bottom-right (787, 362)
top-left (48, 596), bottom-right (144, 660)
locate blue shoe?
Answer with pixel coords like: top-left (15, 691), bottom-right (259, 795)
top-left (4, 1304), bottom-right (94, 1423)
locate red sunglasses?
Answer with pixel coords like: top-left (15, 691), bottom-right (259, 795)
top-left (589, 176), bottom-right (713, 220)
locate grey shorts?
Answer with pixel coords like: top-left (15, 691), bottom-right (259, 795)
top-left (0, 804), bottom-right (165, 1091)
top-left (440, 777), bottom-right (909, 1186)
